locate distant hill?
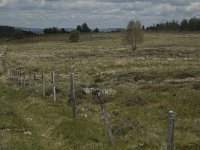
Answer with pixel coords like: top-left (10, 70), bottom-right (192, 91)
top-left (16, 27), bottom-right (44, 34)
top-left (0, 26), bottom-right (39, 38)
top-left (99, 28), bottom-right (122, 32)
top-left (17, 27), bottom-right (122, 33)
top-left (0, 25), bottom-right (122, 37)
top-left (17, 27), bottom-right (75, 34)
top-left (0, 26), bottom-right (15, 37)
top-left (64, 28), bottom-right (74, 32)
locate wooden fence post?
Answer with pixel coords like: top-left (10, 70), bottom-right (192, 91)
top-left (42, 73), bottom-right (46, 98)
top-left (23, 71), bottom-right (26, 86)
top-left (34, 71), bottom-right (36, 85)
top-left (69, 73), bottom-right (76, 120)
top-left (167, 111), bottom-right (175, 150)
top-left (12, 70), bottom-right (14, 81)
top-left (16, 70), bottom-right (18, 83)
top-left (96, 90), bottom-right (115, 146)
top-left (33, 71), bottom-right (37, 92)
top-left (7, 68), bottom-right (10, 79)
top-left (17, 70), bottom-right (20, 84)
top-left (52, 71), bottom-right (56, 101)
top-left (28, 71), bottom-right (32, 88)
top-left (10, 69), bottom-right (12, 79)
top-left (14, 70), bottom-right (16, 83)
top-left (20, 69), bottom-right (23, 86)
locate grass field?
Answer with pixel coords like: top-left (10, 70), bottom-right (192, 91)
top-left (0, 32), bottom-right (200, 149)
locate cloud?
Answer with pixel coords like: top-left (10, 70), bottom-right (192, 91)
top-left (0, 0), bottom-right (199, 28)
top-left (98, 0), bottom-right (198, 6)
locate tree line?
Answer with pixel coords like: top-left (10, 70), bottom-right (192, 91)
top-left (146, 17), bottom-right (200, 31)
top-left (43, 27), bottom-right (69, 34)
top-left (43, 23), bottom-right (100, 34)
top-left (0, 26), bottom-right (38, 39)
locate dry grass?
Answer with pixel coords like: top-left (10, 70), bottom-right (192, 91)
top-left (0, 32), bottom-right (200, 149)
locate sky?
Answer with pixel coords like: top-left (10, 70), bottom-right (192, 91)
top-left (0, 0), bottom-right (200, 29)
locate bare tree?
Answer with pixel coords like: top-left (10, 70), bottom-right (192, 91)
top-left (123, 20), bottom-right (144, 50)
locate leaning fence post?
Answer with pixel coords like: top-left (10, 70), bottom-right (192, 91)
top-left (69, 73), bottom-right (76, 120)
top-left (42, 73), bottom-right (46, 98)
top-left (167, 111), bottom-right (175, 150)
top-left (52, 71), bottom-right (56, 102)
top-left (96, 90), bottom-right (115, 147)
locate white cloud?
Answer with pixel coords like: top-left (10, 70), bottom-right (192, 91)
top-left (186, 2), bottom-right (200, 12)
top-left (153, 3), bottom-right (176, 16)
top-left (0, 0), bottom-right (199, 28)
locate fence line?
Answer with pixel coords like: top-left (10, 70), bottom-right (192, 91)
top-left (95, 89), bottom-right (115, 146)
top-left (69, 73), bottom-right (76, 121)
top-left (3, 66), bottom-right (176, 148)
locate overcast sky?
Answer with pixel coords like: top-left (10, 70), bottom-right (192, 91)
top-left (0, 0), bottom-right (200, 28)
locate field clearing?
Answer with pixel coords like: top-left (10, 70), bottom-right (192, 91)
top-left (0, 32), bottom-right (200, 149)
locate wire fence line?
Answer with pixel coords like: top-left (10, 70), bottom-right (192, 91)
top-left (6, 67), bottom-right (70, 97)
top-left (3, 67), bottom-right (175, 149)
top-left (1, 42), bottom-right (176, 149)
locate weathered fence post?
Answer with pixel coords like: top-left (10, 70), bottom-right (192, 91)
top-left (96, 90), bottom-right (115, 147)
top-left (10, 69), bottom-right (13, 79)
top-left (16, 70), bottom-right (19, 83)
top-left (16, 70), bottom-right (18, 82)
top-left (14, 70), bottom-right (17, 83)
top-left (23, 71), bottom-right (26, 86)
top-left (42, 73), bottom-right (46, 98)
top-left (20, 69), bottom-right (23, 86)
top-left (33, 71), bottom-right (38, 92)
top-left (51, 71), bottom-right (56, 101)
top-left (13, 70), bottom-right (16, 82)
top-left (28, 71), bottom-right (32, 88)
top-left (34, 71), bottom-right (36, 86)
top-left (14, 70), bottom-right (16, 81)
top-left (12, 70), bottom-right (14, 81)
top-left (18, 70), bottom-right (20, 82)
top-left (167, 111), bottom-right (175, 150)
top-left (69, 73), bottom-right (76, 120)
top-left (7, 68), bottom-right (10, 79)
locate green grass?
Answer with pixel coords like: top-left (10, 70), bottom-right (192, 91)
top-left (0, 82), bottom-right (113, 150)
top-left (0, 32), bottom-right (200, 149)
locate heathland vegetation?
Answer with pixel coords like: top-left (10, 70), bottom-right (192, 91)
top-left (0, 18), bottom-right (200, 149)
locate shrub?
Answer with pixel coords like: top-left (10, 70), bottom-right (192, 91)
top-left (69, 31), bottom-right (79, 42)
